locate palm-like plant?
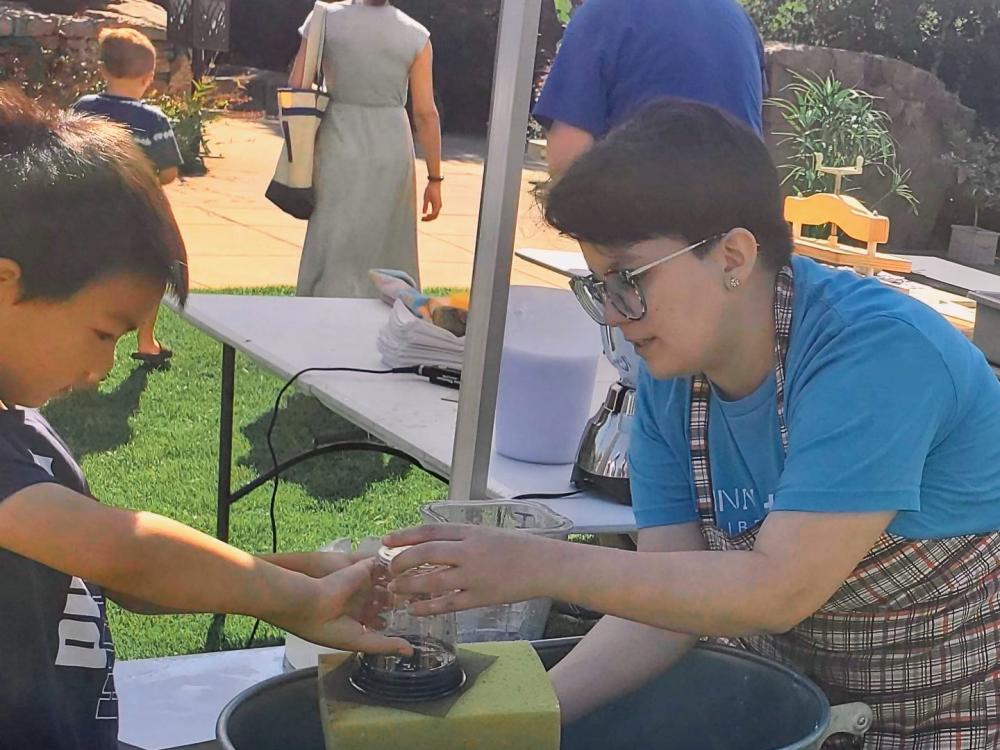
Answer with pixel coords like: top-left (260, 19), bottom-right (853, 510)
top-left (769, 72), bottom-right (919, 214)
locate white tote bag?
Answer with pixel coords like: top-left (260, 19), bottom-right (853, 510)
top-left (265, 1), bottom-right (330, 219)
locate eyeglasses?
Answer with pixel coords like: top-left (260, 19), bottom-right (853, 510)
top-left (565, 234), bottom-right (724, 325)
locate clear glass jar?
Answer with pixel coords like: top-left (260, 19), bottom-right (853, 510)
top-left (351, 545), bottom-right (465, 702)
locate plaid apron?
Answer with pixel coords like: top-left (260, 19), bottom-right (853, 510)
top-left (689, 265), bottom-right (1000, 748)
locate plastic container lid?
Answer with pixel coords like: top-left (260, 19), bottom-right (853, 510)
top-left (420, 500), bottom-right (573, 539)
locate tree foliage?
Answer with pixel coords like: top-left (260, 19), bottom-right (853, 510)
top-left (741, 0), bottom-right (1000, 127)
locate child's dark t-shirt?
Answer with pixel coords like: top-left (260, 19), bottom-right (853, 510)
top-left (73, 93), bottom-right (184, 172)
top-left (0, 408), bottom-right (117, 750)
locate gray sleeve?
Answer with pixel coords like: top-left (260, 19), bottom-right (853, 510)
top-left (406, 18), bottom-right (430, 62)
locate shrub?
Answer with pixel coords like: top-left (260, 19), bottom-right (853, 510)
top-left (149, 79), bottom-right (219, 175)
top-left (741, 0), bottom-right (1000, 128)
top-left (0, 44), bottom-right (102, 108)
top-left (947, 127), bottom-right (1000, 228)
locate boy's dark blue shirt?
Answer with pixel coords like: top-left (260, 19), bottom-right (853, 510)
top-left (533, 0), bottom-right (766, 137)
top-left (73, 93), bottom-right (183, 172)
top-left (0, 408), bottom-right (117, 750)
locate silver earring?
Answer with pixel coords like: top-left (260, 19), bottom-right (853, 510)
top-left (727, 277), bottom-right (741, 290)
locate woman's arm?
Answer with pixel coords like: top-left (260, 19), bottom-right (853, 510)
top-left (409, 41), bottom-right (443, 221)
top-left (288, 37), bottom-right (308, 88)
top-left (548, 523), bottom-right (704, 725)
top-left (387, 508), bottom-right (894, 636)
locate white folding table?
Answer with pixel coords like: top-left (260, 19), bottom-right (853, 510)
top-left (118, 293), bottom-right (636, 749)
top-left (171, 294), bottom-right (636, 539)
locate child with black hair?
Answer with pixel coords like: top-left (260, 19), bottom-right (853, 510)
top-left (387, 99), bottom-right (1000, 745)
top-left (0, 86), bottom-right (408, 750)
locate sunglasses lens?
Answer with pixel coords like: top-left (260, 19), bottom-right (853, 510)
top-left (605, 276), bottom-right (644, 319)
top-left (570, 277), bottom-right (607, 324)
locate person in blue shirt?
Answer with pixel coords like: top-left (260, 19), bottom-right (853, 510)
top-left (533, 0), bottom-right (766, 175)
top-left (386, 100), bottom-right (1000, 745)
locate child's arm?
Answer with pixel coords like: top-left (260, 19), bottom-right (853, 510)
top-left (106, 550), bottom-right (364, 614)
top-left (146, 115), bottom-right (183, 182)
top-left (0, 483), bottom-right (409, 654)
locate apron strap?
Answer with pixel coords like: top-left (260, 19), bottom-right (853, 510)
top-left (690, 265), bottom-right (794, 526)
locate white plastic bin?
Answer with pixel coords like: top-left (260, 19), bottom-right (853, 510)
top-left (495, 286), bottom-right (602, 464)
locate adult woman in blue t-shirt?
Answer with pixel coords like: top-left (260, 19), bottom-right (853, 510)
top-left (387, 100), bottom-right (1000, 745)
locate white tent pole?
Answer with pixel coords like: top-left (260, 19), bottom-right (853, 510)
top-left (448, 0), bottom-right (543, 500)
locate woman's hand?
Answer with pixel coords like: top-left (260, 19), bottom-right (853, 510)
top-left (273, 557), bottom-right (412, 655)
top-left (382, 524), bottom-right (558, 615)
top-left (422, 181), bottom-right (442, 222)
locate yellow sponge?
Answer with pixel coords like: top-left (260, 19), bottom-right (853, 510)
top-left (318, 641), bottom-right (560, 750)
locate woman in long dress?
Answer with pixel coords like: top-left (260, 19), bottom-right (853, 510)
top-left (289, 0), bottom-right (442, 298)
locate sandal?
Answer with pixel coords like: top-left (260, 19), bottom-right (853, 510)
top-left (131, 348), bottom-right (173, 370)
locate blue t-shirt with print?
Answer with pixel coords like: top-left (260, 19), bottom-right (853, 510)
top-left (630, 256), bottom-right (1000, 540)
top-left (533, 0), bottom-right (766, 137)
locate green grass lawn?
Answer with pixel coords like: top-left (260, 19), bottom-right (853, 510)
top-left (42, 287), bottom-right (447, 660)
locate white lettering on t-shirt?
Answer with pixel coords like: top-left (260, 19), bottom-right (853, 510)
top-left (715, 488), bottom-right (762, 512)
top-left (62, 585), bottom-right (101, 619)
top-left (54, 577), bottom-right (109, 670)
top-left (28, 451), bottom-right (55, 477)
top-left (96, 672), bottom-right (118, 720)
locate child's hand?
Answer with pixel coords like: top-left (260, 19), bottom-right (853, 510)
top-left (302, 550), bottom-right (369, 577)
top-left (275, 558), bottom-right (412, 655)
top-left (263, 548), bottom-right (373, 579)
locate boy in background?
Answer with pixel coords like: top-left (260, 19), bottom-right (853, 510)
top-left (74, 28), bottom-right (184, 368)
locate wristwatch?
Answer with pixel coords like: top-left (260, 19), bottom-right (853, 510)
top-left (427, 175), bottom-right (444, 182)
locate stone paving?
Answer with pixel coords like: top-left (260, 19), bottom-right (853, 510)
top-left (164, 117), bottom-right (577, 292)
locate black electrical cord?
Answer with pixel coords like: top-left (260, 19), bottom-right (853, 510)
top-left (264, 367), bottom-right (416, 556)
top-left (513, 490), bottom-right (582, 501)
top-left (244, 365), bottom-right (579, 648)
top-left (246, 365), bottom-right (447, 648)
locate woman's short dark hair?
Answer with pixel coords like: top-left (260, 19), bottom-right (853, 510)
top-left (0, 85), bottom-right (189, 303)
top-left (544, 98), bottom-right (793, 271)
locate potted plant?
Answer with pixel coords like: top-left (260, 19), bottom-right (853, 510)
top-left (947, 128), bottom-right (1000, 265)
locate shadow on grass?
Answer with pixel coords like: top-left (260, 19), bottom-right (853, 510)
top-left (42, 366), bottom-right (151, 459)
top-left (239, 394), bottom-right (411, 503)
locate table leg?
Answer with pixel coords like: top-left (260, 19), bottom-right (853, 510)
top-left (217, 344), bottom-right (236, 544)
top-left (208, 344), bottom-right (237, 652)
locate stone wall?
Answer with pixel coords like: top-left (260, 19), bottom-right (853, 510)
top-left (764, 43), bottom-right (976, 250)
top-left (0, 0), bottom-right (191, 95)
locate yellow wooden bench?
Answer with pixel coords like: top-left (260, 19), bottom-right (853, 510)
top-left (784, 193), bottom-right (912, 276)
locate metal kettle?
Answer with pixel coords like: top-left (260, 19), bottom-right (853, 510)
top-left (571, 326), bottom-right (639, 505)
